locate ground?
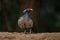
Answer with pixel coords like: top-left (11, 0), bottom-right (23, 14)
top-left (0, 32), bottom-right (60, 40)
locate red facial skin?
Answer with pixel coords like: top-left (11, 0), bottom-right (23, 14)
top-left (26, 8), bottom-right (32, 12)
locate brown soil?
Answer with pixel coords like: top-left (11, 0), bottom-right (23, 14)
top-left (0, 32), bottom-right (60, 40)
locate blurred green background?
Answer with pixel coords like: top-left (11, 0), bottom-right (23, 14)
top-left (0, 0), bottom-right (60, 32)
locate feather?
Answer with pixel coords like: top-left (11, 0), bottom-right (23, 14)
top-left (18, 10), bottom-right (33, 33)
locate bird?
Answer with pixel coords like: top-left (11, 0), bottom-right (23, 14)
top-left (18, 8), bottom-right (33, 33)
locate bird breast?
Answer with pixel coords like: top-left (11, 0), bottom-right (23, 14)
top-left (18, 15), bottom-right (33, 29)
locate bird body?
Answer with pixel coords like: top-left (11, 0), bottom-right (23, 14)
top-left (18, 8), bottom-right (33, 33)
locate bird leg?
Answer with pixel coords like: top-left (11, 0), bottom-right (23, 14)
top-left (24, 29), bottom-right (27, 34)
top-left (30, 28), bottom-right (32, 34)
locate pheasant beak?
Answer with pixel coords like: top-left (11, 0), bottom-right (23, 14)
top-left (30, 9), bottom-right (33, 11)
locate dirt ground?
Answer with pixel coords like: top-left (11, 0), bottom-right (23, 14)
top-left (0, 32), bottom-right (60, 40)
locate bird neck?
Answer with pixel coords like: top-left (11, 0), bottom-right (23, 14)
top-left (24, 11), bottom-right (29, 17)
